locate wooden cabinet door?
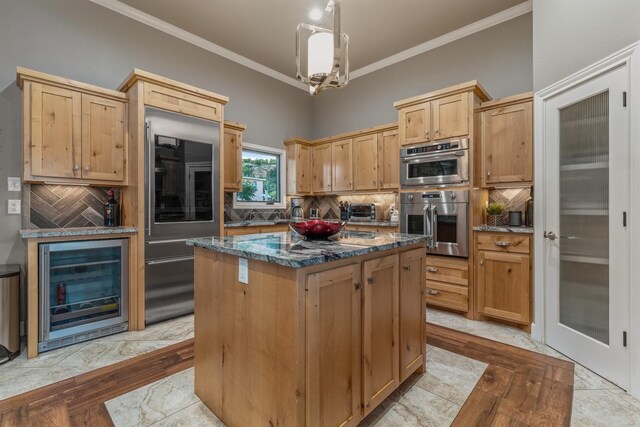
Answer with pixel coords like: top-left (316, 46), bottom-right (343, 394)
top-left (399, 101), bottom-right (431, 146)
top-left (363, 255), bottom-right (399, 415)
top-left (29, 83), bottom-right (81, 179)
top-left (482, 101), bottom-right (533, 186)
top-left (306, 264), bottom-right (362, 427)
top-left (477, 250), bottom-right (530, 324)
top-left (81, 94), bottom-right (125, 182)
top-left (297, 144), bottom-right (312, 194)
top-left (399, 248), bottom-right (426, 381)
top-left (332, 138), bottom-right (353, 192)
top-left (312, 143), bottom-right (332, 193)
top-left (378, 130), bottom-right (399, 189)
top-left (353, 134), bottom-right (379, 191)
top-left (432, 93), bottom-right (469, 140)
top-left (223, 128), bottom-right (242, 191)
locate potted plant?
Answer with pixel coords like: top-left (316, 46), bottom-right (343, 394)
top-left (485, 203), bottom-right (505, 226)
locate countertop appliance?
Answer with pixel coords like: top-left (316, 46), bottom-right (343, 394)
top-left (39, 239), bottom-right (128, 352)
top-left (400, 138), bottom-right (469, 188)
top-left (145, 107), bottom-right (219, 325)
top-left (291, 197), bottom-right (304, 221)
top-left (349, 203), bottom-right (376, 222)
top-left (400, 190), bottom-right (469, 257)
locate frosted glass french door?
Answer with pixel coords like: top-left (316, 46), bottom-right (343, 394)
top-left (544, 66), bottom-right (629, 388)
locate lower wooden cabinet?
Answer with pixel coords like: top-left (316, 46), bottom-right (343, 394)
top-left (362, 255), bottom-right (399, 414)
top-left (306, 264), bottom-right (362, 427)
top-left (425, 256), bottom-right (469, 313)
top-left (475, 232), bottom-right (532, 325)
top-left (306, 248), bottom-right (425, 425)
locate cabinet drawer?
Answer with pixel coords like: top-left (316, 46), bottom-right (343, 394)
top-left (144, 83), bottom-right (222, 122)
top-left (476, 234), bottom-right (530, 254)
top-left (425, 256), bottom-right (468, 286)
top-left (425, 281), bottom-right (468, 312)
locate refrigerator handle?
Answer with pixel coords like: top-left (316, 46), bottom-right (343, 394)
top-left (145, 121), bottom-right (152, 237)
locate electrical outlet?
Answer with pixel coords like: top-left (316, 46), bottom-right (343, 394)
top-left (7, 199), bottom-right (21, 215)
top-left (7, 177), bottom-right (21, 192)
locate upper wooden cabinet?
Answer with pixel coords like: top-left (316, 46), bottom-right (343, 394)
top-left (353, 134), bottom-right (379, 191)
top-left (285, 139), bottom-right (312, 195)
top-left (223, 121), bottom-right (245, 192)
top-left (312, 142), bottom-right (333, 194)
top-left (332, 138), bottom-right (353, 192)
top-left (284, 123), bottom-right (398, 196)
top-left (481, 93), bottom-right (534, 187)
top-left (18, 68), bottom-right (128, 185)
top-left (399, 101), bottom-right (431, 146)
top-left (432, 93), bottom-right (469, 140)
top-left (378, 130), bottom-right (399, 189)
top-left (395, 81), bottom-right (490, 147)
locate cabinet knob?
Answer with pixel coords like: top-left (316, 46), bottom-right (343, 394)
top-left (480, 260), bottom-right (484, 266)
top-left (425, 130), bottom-right (430, 136)
top-left (403, 265), bottom-right (411, 271)
top-left (366, 277), bottom-right (374, 284)
top-left (354, 281), bottom-right (361, 290)
top-left (434, 128), bottom-right (439, 133)
top-left (426, 289), bottom-right (439, 296)
top-left (73, 165), bottom-right (80, 172)
top-left (84, 165), bottom-right (90, 172)
top-left (487, 171), bottom-right (491, 176)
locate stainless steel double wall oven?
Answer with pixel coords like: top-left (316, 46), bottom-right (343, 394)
top-left (400, 138), bottom-right (470, 258)
top-left (144, 107), bottom-right (220, 325)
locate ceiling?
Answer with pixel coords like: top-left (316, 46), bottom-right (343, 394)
top-left (102, 0), bottom-right (529, 84)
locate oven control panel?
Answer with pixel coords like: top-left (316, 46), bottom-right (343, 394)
top-left (406, 141), bottom-right (458, 155)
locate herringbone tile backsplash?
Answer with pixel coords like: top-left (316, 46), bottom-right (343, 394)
top-left (27, 184), bottom-right (121, 228)
top-left (488, 187), bottom-right (531, 225)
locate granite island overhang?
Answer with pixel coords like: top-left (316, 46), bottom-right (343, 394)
top-left (186, 231), bottom-right (428, 426)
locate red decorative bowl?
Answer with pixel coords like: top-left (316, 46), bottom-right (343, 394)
top-left (289, 220), bottom-right (347, 239)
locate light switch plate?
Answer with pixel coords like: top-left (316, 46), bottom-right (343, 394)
top-left (7, 177), bottom-right (21, 192)
top-left (7, 199), bottom-right (21, 214)
top-left (238, 257), bottom-right (248, 284)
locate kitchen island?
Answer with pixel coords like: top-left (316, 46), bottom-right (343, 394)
top-left (187, 231), bottom-right (427, 427)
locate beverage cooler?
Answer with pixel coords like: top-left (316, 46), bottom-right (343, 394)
top-left (39, 239), bottom-right (128, 352)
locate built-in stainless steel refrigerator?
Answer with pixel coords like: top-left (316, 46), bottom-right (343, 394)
top-left (144, 107), bottom-right (220, 325)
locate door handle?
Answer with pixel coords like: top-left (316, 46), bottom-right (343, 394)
top-left (544, 231), bottom-right (558, 240)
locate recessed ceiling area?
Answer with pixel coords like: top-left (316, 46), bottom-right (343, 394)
top-left (108, 0), bottom-right (529, 79)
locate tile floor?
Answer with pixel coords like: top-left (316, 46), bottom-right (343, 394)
top-left (3, 309), bottom-right (640, 426)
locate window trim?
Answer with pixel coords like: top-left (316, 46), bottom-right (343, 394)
top-left (232, 142), bottom-right (287, 209)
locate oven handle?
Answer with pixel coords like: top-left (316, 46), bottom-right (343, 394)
top-left (146, 256), bottom-right (194, 266)
top-left (423, 205), bottom-right (431, 248)
top-left (431, 206), bottom-right (438, 249)
top-left (401, 151), bottom-right (467, 164)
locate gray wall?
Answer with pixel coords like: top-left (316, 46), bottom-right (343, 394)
top-left (533, 0), bottom-right (640, 91)
top-left (0, 0), bottom-right (313, 264)
top-left (311, 13), bottom-right (533, 139)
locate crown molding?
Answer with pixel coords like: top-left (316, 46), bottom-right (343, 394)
top-left (88, 0), bottom-right (308, 90)
top-left (89, 0), bottom-right (531, 93)
top-left (350, 0), bottom-right (532, 79)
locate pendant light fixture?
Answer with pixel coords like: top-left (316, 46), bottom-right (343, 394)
top-left (296, 0), bottom-right (349, 95)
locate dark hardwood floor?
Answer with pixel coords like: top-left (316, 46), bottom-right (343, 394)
top-left (0, 325), bottom-right (574, 426)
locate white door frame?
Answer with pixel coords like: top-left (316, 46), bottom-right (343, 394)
top-left (533, 40), bottom-right (640, 398)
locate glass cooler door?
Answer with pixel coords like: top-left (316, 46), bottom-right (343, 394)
top-left (40, 239), bottom-right (128, 341)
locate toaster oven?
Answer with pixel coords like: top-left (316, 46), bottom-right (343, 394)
top-left (348, 203), bottom-right (376, 222)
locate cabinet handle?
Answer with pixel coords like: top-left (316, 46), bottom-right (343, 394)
top-left (354, 281), bottom-right (361, 290)
top-left (425, 130), bottom-right (430, 136)
top-left (73, 165), bottom-right (80, 174)
top-left (487, 171), bottom-right (491, 176)
top-left (84, 165), bottom-right (90, 172)
top-left (403, 265), bottom-right (411, 271)
top-left (494, 241), bottom-right (517, 247)
top-left (366, 277), bottom-right (374, 284)
top-left (434, 128), bottom-right (439, 134)
top-left (480, 260), bottom-right (484, 266)
top-left (426, 267), bottom-right (438, 273)
top-left (426, 289), bottom-right (440, 296)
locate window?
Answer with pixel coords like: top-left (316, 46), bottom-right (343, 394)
top-left (233, 143), bottom-right (286, 209)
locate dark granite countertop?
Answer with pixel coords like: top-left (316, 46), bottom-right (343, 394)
top-left (187, 231), bottom-right (427, 268)
top-left (473, 225), bottom-right (534, 234)
top-left (224, 219), bottom-right (398, 228)
top-left (20, 226), bottom-right (138, 239)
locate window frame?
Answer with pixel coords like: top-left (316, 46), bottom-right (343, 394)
top-left (232, 142), bottom-right (287, 209)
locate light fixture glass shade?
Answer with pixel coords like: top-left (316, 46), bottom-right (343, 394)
top-left (308, 32), bottom-right (333, 78)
